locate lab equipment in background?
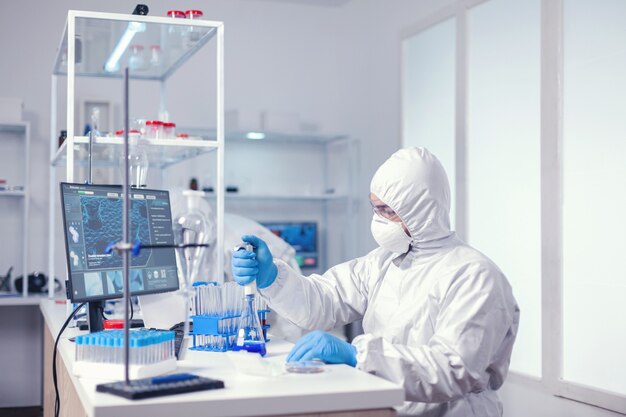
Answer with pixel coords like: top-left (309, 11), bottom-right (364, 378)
top-left (163, 122), bottom-right (176, 138)
top-left (73, 329), bottom-right (177, 380)
top-left (189, 177), bottom-right (198, 191)
top-left (58, 130), bottom-right (67, 148)
top-left (233, 243), bottom-right (267, 356)
top-left (166, 10), bottom-right (186, 49)
top-left (149, 45), bottom-right (161, 67)
top-left (59, 183), bottom-right (180, 332)
top-left (0, 267), bottom-right (12, 292)
top-left (261, 222), bottom-right (318, 268)
top-left (128, 44), bottom-right (145, 71)
top-left (14, 272), bottom-right (61, 294)
top-left (117, 130), bottom-right (148, 187)
top-left (145, 120), bottom-right (163, 139)
top-left (90, 107), bottom-right (102, 137)
top-left (173, 190), bottom-right (211, 341)
top-left (190, 281), bottom-right (270, 352)
top-left (185, 10), bottom-right (204, 44)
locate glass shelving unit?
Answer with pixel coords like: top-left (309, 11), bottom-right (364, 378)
top-left (48, 10), bottom-right (225, 297)
top-left (0, 122), bottom-right (30, 297)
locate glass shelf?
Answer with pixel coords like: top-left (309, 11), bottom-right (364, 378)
top-left (51, 136), bottom-right (218, 168)
top-left (0, 190), bottom-right (25, 197)
top-left (0, 123), bottom-right (27, 134)
top-left (53, 11), bottom-right (219, 80)
top-left (182, 128), bottom-right (349, 144)
top-left (204, 193), bottom-right (348, 201)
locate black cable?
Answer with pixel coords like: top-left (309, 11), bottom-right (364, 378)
top-left (53, 302), bottom-right (86, 417)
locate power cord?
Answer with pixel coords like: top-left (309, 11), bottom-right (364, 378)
top-left (53, 302), bottom-right (86, 417)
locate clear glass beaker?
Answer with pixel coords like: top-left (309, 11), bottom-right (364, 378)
top-left (118, 131), bottom-right (149, 187)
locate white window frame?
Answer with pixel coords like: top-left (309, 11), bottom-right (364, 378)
top-left (400, 0), bottom-right (626, 414)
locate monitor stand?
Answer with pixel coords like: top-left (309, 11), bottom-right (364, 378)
top-left (87, 300), bottom-right (105, 332)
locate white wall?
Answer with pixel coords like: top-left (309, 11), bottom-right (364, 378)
top-left (0, 0), bottom-right (358, 280)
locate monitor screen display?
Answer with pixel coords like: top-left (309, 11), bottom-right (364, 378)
top-left (261, 222), bottom-right (318, 268)
top-left (60, 183), bottom-right (179, 302)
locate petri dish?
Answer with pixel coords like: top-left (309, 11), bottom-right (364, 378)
top-left (285, 360), bottom-right (325, 374)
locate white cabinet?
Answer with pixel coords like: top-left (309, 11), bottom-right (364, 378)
top-left (0, 122), bottom-right (30, 296)
top-left (48, 10), bottom-right (225, 296)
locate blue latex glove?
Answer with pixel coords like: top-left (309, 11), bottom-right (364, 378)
top-left (287, 330), bottom-right (357, 367)
top-left (231, 235), bottom-right (277, 289)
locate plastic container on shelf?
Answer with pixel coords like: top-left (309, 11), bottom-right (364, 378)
top-left (149, 45), bottom-right (161, 67)
top-left (167, 10), bottom-right (187, 46)
top-left (167, 10), bottom-right (186, 19)
top-left (128, 44), bottom-right (145, 71)
top-left (176, 133), bottom-right (189, 139)
top-left (163, 122), bottom-right (176, 139)
top-left (145, 120), bottom-right (163, 139)
top-left (131, 119), bottom-right (147, 137)
top-left (185, 10), bottom-right (204, 43)
top-left (115, 129), bottom-right (141, 139)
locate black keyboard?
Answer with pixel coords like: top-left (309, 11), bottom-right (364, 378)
top-left (96, 373), bottom-right (224, 400)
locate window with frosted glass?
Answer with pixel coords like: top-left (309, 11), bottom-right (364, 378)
top-left (563, 0), bottom-right (626, 395)
top-left (467, 0), bottom-right (541, 377)
top-left (402, 18), bottom-right (456, 228)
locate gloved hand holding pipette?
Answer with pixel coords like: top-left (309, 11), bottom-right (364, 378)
top-left (231, 235), bottom-right (277, 289)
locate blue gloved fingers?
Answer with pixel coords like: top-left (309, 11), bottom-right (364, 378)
top-left (231, 258), bottom-right (258, 268)
top-left (232, 266), bottom-right (259, 276)
top-left (257, 263), bottom-right (278, 289)
top-left (238, 235), bottom-right (277, 289)
top-left (241, 235), bottom-right (263, 248)
top-left (233, 275), bottom-right (256, 286)
top-left (287, 332), bottom-right (319, 362)
top-left (232, 250), bottom-right (256, 259)
top-left (286, 334), bottom-right (312, 362)
top-left (299, 349), bottom-right (320, 362)
top-left (287, 341), bottom-right (315, 363)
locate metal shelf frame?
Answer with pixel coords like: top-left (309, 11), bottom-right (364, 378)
top-left (48, 10), bottom-right (225, 298)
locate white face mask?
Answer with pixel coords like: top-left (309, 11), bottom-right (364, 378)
top-left (370, 213), bottom-right (411, 254)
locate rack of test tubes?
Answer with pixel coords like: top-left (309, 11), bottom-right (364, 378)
top-left (190, 282), bottom-right (270, 352)
top-left (73, 329), bottom-right (177, 380)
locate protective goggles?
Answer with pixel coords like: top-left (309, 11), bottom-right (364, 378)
top-left (370, 201), bottom-right (399, 220)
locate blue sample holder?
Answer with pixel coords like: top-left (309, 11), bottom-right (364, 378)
top-left (190, 310), bottom-right (270, 352)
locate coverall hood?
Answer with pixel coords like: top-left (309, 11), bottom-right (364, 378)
top-left (370, 147), bottom-right (453, 245)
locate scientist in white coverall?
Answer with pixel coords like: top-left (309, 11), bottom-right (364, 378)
top-left (232, 147), bottom-right (520, 416)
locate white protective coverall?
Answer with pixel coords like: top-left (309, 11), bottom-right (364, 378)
top-left (258, 147), bottom-right (520, 416)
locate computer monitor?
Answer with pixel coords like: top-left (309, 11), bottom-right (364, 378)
top-left (60, 183), bottom-right (180, 330)
top-left (261, 222), bottom-right (318, 268)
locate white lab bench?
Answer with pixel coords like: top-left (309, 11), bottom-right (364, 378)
top-left (40, 300), bottom-right (404, 417)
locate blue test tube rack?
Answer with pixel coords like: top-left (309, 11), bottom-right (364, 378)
top-left (190, 310), bottom-right (271, 352)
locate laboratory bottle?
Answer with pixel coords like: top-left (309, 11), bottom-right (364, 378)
top-left (233, 278), bottom-right (267, 356)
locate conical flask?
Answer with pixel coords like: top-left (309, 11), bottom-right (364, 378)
top-left (233, 279), bottom-right (267, 356)
top-left (173, 190), bottom-right (210, 338)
